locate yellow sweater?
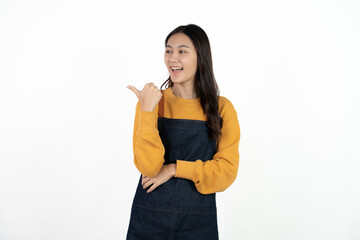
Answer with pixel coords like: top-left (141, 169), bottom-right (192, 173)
top-left (132, 87), bottom-right (240, 194)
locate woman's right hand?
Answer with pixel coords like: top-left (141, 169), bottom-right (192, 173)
top-left (127, 82), bottom-right (163, 112)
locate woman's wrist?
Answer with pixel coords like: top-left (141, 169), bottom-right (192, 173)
top-left (169, 163), bottom-right (176, 177)
top-left (140, 106), bottom-right (155, 112)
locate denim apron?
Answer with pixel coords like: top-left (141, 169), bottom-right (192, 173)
top-left (127, 117), bottom-right (218, 240)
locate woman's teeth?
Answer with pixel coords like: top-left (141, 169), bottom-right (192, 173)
top-left (171, 67), bottom-right (183, 71)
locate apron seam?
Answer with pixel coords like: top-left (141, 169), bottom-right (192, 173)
top-left (133, 203), bottom-right (217, 214)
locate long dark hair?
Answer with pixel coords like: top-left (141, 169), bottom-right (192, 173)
top-left (160, 24), bottom-right (223, 141)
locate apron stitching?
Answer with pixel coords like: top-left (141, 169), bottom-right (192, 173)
top-left (133, 203), bottom-right (216, 214)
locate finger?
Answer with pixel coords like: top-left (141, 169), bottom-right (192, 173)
top-left (127, 85), bottom-right (140, 98)
top-left (141, 175), bottom-right (145, 184)
top-left (147, 83), bottom-right (155, 89)
top-left (141, 176), bottom-right (152, 186)
top-left (147, 183), bottom-right (157, 193)
top-left (143, 180), bottom-right (154, 189)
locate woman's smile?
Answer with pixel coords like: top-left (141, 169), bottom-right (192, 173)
top-left (170, 66), bottom-right (183, 74)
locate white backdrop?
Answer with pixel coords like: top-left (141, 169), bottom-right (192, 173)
top-left (1, 0), bottom-right (359, 239)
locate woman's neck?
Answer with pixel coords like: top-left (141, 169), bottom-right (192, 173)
top-left (172, 83), bottom-right (198, 99)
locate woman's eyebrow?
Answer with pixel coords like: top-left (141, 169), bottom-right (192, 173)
top-left (166, 44), bottom-right (191, 48)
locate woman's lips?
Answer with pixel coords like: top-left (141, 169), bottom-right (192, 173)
top-left (170, 67), bottom-right (183, 74)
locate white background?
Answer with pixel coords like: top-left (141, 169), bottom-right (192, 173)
top-left (1, 0), bottom-right (359, 239)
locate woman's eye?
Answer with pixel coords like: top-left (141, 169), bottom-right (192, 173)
top-left (179, 50), bottom-right (186, 53)
top-left (165, 50), bottom-right (172, 53)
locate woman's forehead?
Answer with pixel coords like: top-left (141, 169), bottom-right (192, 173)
top-left (166, 33), bottom-right (194, 48)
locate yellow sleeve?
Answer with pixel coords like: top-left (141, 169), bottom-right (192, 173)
top-left (132, 101), bottom-right (165, 177)
top-left (174, 97), bottom-right (240, 194)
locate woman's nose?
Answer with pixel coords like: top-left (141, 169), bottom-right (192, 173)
top-left (169, 53), bottom-right (179, 62)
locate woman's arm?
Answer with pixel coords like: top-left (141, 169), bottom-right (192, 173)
top-left (175, 97), bottom-right (241, 194)
top-left (132, 101), bottom-right (165, 177)
top-left (128, 83), bottom-right (165, 177)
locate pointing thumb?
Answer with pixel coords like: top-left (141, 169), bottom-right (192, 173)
top-left (127, 85), bottom-right (140, 99)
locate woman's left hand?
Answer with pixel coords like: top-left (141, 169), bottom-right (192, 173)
top-left (142, 164), bottom-right (176, 193)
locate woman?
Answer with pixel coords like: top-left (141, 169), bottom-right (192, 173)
top-left (126, 24), bottom-right (240, 240)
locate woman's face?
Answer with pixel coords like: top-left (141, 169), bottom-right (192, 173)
top-left (164, 33), bottom-right (197, 86)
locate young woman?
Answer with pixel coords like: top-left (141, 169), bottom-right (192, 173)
top-left (126, 24), bottom-right (240, 240)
